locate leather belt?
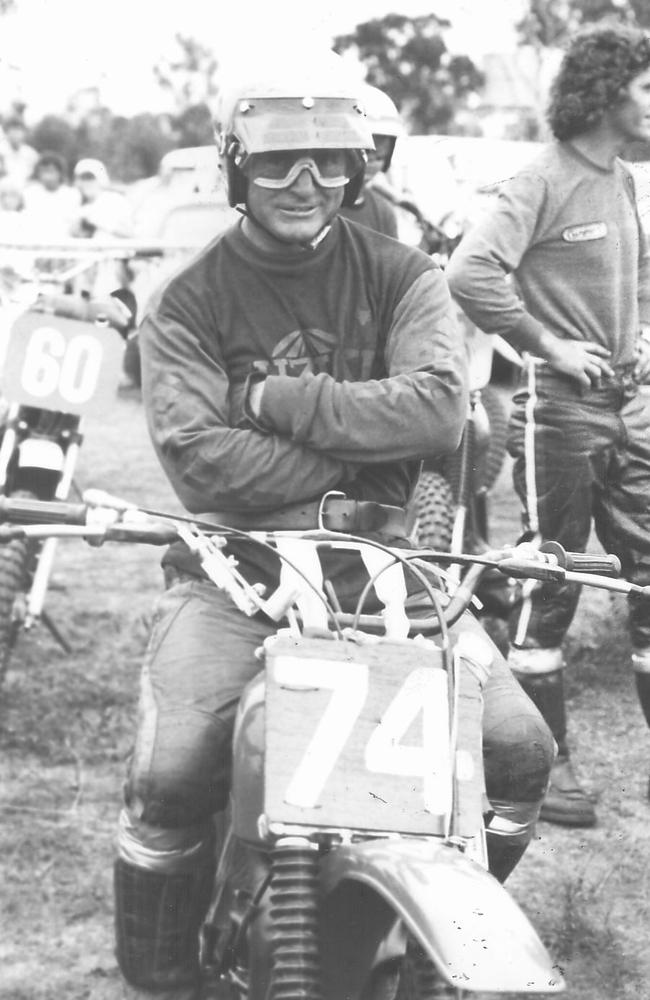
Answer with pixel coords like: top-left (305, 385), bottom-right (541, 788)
top-left (199, 495), bottom-right (407, 538)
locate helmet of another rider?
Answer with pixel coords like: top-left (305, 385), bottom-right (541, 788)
top-left (360, 84), bottom-right (403, 178)
top-left (216, 50), bottom-right (375, 210)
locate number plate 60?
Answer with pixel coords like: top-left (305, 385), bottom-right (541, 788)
top-left (2, 311), bottom-right (125, 415)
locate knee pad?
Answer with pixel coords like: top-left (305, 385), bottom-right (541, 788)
top-left (484, 711), bottom-right (555, 807)
top-left (127, 710), bottom-right (233, 827)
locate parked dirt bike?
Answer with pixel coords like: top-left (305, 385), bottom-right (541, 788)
top-left (393, 207), bottom-right (523, 631)
top-left (0, 238), bottom-right (203, 683)
top-left (7, 494), bottom-right (646, 996)
top-left (0, 247), bottom-right (129, 680)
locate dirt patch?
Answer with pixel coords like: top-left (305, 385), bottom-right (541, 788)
top-left (0, 391), bottom-right (649, 999)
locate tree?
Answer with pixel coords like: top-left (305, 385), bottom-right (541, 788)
top-left (518, 0), bottom-right (650, 47)
top-left (334, 14), bottom-right (484, 135)
top-left (153, 33), bottom-right (219, 112)
top-left (153, 33), bottom-right (219, 151)
top-left (172, 104), bottom-right (214, 149)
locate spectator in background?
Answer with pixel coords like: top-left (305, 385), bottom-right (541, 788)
top-left (71, 158), bottom-right (133, 239)
top-left (1, 118), bottom-right (38, 189)
top-left (0, 179), bottom-right (25, 240)
top-left (71, 157), bottom-right (134, 300)
top-left (23, 152), bottom-right (80, 240)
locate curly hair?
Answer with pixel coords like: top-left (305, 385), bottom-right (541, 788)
top-left (548, 23), bottom-right (650, 141)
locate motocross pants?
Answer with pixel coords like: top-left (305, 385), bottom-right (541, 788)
top-left (507, 360), bottom-right (650, 653)
top-left (115, 573), bottom-right (554, 993)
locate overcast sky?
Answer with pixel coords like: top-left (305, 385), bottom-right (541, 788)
top-left (0, 0), bottom-right (526, 118)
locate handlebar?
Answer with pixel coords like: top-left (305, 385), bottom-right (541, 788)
top-left (1, 496), bottom-right (648, 637)
top-left (539, 540), bottom-right (621, 576)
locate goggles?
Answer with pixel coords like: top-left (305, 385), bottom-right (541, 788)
top-left (241, 148), bottom-right (364, 190)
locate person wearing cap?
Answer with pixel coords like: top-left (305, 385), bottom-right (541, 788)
top-left (71, 157), bottom-right (133, 239)
top-left (113, 51), bottom-right (554, 999)
top-left (447, 24), bottom-right (650, 827)
top-left (338, 83), bottom-right (402, 237)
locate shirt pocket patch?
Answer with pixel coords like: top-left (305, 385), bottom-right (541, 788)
top-left (561, 222), bottom-right (608, 242)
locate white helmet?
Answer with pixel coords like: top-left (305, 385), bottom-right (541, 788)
top-left (217, 51), bottom-right (374, 207)
top-left (360, 84), bottom-right (403, 170)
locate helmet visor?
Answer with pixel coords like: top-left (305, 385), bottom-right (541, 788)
top-left (242, 148), bottom-right (364, 190)
top-left (230, 97), bottom-right (374, 154)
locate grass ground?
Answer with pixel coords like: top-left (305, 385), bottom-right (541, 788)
top-left (0, 387), bottom-right (648, 999)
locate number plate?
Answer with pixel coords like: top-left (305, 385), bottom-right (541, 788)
top-left (264, 636), bottom-right (452, 835)
top-left (2, 311), bottom-right (125, 416)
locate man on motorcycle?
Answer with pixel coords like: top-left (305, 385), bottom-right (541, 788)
top-left (115, 51), bottom-right (554, 999)
top-left (448, 24), bottom-right (650, 827)
top-left (338, 83), bottom-right (401, 237)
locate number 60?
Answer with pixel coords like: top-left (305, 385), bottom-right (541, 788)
top-left (21, 326), bottom-right (104, 405)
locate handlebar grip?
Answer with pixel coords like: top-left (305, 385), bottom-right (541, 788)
top-left (539, 542), bottom-right (621, 577)
top-left (0, 496), bottom-right (87, 525)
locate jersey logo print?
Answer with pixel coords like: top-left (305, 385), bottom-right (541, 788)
top-left (561, 222), bottom-right (607, 242)
top-left (252, 328), bottom-right (376, 379)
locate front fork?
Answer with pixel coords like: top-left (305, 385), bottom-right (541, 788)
top-left (0, 406), bottom-right (83, 632)
top-left (24, 426), bottom-right (81, 628)
top-left (206, 836), bottom-right (322, 1000)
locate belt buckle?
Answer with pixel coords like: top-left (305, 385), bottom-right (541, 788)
top-left (318, 490), bottom-right (347, 531)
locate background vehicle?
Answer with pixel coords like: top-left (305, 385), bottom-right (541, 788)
top-left (27, 493), bottom-right (650, 996)
top-left (129, 145), bottom-right (238, 243)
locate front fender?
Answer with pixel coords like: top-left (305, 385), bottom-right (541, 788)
top-left (320, 838), bottom-right (564, 995)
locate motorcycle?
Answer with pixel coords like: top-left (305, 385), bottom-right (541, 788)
top-left (386, 194), bottom-right (524, 633)
top-left (374, 180), bottom-right (519, 580)
top-left (0, 237), bottom-right (202, 683)
top-left (8, 492), bottom-right (645, 996)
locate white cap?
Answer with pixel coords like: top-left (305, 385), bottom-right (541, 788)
top-left (73, 158), bottom-right (109, 186)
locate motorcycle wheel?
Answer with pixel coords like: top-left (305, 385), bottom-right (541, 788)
top-left (0, 535), bottom-right (30, 685)
top-left (396, 940), bottom-right (465, 999)
top-left (414, 471), bottom-right (455, 551)
top-left (478, 384), bottom-right (509, 491)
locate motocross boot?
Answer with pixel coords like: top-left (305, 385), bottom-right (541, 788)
top-left (114, 857), bottom-right (215, 995)
top-left (631, 649), bottom-right (650, 801)
top-left (509, 650), bottom-right (597, 827)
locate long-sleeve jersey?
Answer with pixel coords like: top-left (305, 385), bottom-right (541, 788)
top-left (447, 142), bottom-right (650, 367)
top-left (140, 215), bottom-right (466, 588)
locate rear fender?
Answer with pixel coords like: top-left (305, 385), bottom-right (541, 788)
top-left (320, 838), bottom-right (564, 995)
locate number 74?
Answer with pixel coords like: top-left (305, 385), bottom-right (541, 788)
top-left (271, 656), bottom-right (452, 815)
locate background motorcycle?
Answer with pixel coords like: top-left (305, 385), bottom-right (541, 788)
top-left (0, 241), bottom-right (148, 682)
top-left (375, 182), bottom-right (518, 578)
top-left (388, 203), bottom-right (522, 640)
